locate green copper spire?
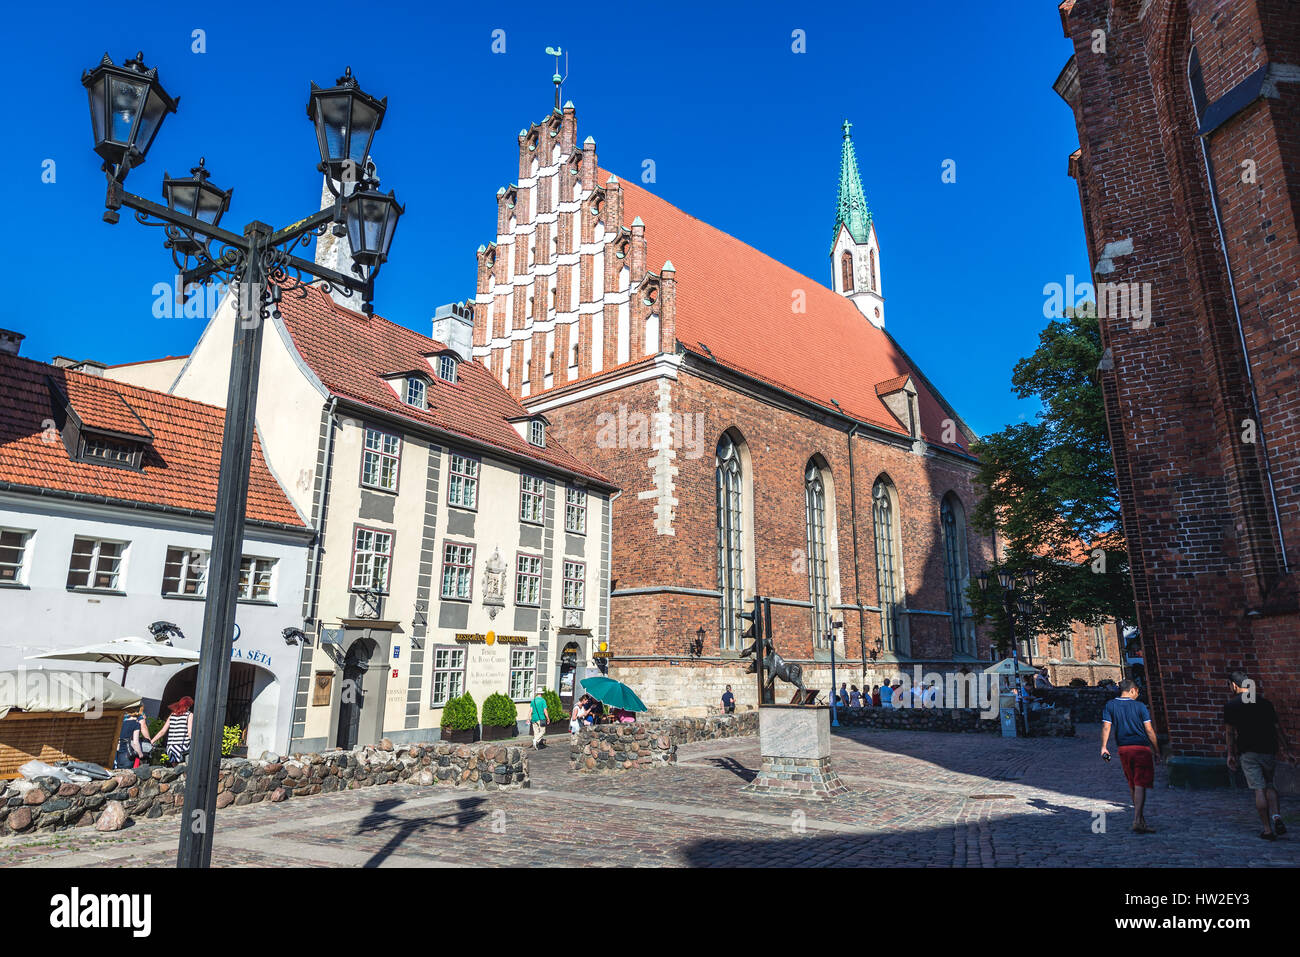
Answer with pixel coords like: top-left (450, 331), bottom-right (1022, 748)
top-left (833, 119), bottom-right (872, 250)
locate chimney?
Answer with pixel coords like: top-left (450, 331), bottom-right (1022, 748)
top-left (0, 329), bottom-right (23, 356)
top-left (432, 302), bottom-right (474, 362)
top-left (51, 356), bottom-right (106, 375)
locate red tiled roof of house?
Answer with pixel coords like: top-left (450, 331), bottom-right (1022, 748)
top-left (0, 353), bottom-right (305, 528)
top-left (274, 287), bottom-right (615, 488)
top-left (59, 376), bottom-right (153, 439)
top-left (607, 172), bottom-right (971, 453)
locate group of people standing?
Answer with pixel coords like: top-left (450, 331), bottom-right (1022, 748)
top-left (113, 696), bottom-right (195, 770)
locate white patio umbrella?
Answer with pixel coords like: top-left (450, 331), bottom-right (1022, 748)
top-left (27, 636), bottom-right (200, 687)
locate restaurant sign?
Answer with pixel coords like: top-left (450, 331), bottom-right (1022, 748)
top-left (454, 631), bottom-right (530, 646)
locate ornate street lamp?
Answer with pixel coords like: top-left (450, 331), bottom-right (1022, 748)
top-left (82, 52), bottom-right (401, 869)
top-left (162, 159), bottom-right (232, 255)
top-left (345, 186), bottom-right (404, 269)
top-left (307, 66), bottom-right (387, 182)
top-left (997, 567), bottom-right (1016, 591)
top-left (82, 52), bottom-right (178, 176)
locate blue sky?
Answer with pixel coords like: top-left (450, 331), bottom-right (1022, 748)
top-left (7, 0), bottom-right (1084, 437)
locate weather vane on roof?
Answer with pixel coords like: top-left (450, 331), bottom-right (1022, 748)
top-left (545, 46), bottom-right (568, 110)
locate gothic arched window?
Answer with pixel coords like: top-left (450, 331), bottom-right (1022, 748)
top-left (873, 478), bottom-right (906, 655)
top-left (869, 249), bottom-right (877, 291)
top-left (806, 461), bottom-right (832, 648)
top-left (941, 494), bottom-right (974, 656)
top-left (841, 251), bottom-right (854, 292)
top-left (716, 435), bottom-right (746, 651)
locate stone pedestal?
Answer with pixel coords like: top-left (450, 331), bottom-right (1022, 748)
top-left (740, 706), bottom-right (848, 800)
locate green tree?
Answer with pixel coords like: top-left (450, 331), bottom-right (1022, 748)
top-left (969, 305), bottom-right (1134, 653)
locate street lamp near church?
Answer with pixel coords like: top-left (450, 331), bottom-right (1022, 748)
top-left (81, 51), bottom-right (403, 868)
top-left (977, 567), bottom-right (1039, 731)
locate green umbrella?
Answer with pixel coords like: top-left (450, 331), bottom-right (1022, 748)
top-left (580, 676), bottom-right (647, 712)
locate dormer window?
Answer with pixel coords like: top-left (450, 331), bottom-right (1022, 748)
top-left (437, 354), bottom-right (458, 384)
top-left (529, 420), bottom-right (545, 448)
top-left (82, 433), bottom-right (140, 466)
top-left (406, 377), bottom-right (428, 409)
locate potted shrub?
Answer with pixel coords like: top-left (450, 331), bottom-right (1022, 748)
top-left (481, 692), bottom-right (519, 740)
top-left (440, 692), bottom-right (479, 743)
top-left (540, 687), bottom-right (570, 735)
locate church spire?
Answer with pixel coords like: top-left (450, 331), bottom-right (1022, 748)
top-left (833, 119), bottom-right (872, 249)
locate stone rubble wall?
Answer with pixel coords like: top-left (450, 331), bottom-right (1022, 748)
top-left (0, 740), bottom-right (528, 837)
top-left (833, 704), bottom-right (1075, 738)
top-left (1032, 687), bottom-right (1120, 724)
top-left (570, 711), bottom-right (758, 772)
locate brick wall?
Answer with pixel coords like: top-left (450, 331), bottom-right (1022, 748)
top-left (545, 368), bottom-right (998, 714)
top-left (1057, 0), bottom-right (1300, 757)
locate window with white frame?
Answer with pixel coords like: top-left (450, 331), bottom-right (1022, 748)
top-left (0, 529), bottom-right (33, 585)
top-left (562, 560), bottom-right (585, 609)
top-left (431, 647), bottom-right (466, 706)
top-left (529, 420), bottom-right (545, 447)
top-left (437, 354), bottom-right (458, 384)
top-left (520, 474), bottom-right (545, 524)
top-left (362, 428), bottom-right (401, 492)
top-left (67, 537), bottom-right (127, 590)
top-left (162, 547), bottom-right (209, 596)
top-left (447, 453), bottom-right (479, 509)
top-left (441, 542), bottom-right (475, 600)
top-left (239, 557), bottom-right (276, 601)
top-left (510, 648), bottom-right (537, 700)
top-left (564, 487), bottom-right (587, 534)
top-left (406, 377), bottom-right (428, 409)
top-left (351, 527), bottom-right (393, 592)
top-left (516, 553), bottom-right (542, 605)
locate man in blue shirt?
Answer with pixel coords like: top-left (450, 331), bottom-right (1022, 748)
top-left (1101, 679), bottom-right (1160, 833)
top-left (880, 682), bottom-right (894, 707)
top-left (721, 685), bottom-right (735, 714)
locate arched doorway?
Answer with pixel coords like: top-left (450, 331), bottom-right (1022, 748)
top-left (558, 642), bottom-right (580, 709)
top-left (159, 662), bottom-right (278, 757)
top-left (336, 638), bottom-right (377, 750)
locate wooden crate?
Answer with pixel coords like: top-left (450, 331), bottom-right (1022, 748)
top-left (0, 710), bottom-right (125, 780)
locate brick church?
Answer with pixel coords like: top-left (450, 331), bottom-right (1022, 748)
top-left (464, 99), bottom-right (999, 714)
top-left (1055, 0), bottom-right (1299, 782)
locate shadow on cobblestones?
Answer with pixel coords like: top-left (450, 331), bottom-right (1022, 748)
top-left (355, 796), bottom-right (488, 867)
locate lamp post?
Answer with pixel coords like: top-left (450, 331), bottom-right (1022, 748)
top-left (828, 619), bottom-right (844, 727)
top-left (81, 52), bottom-right (403, 869)
top-left (977, 567), bottom-right (1037, 733)
top-left (688, 626), bottom-right (705, 658)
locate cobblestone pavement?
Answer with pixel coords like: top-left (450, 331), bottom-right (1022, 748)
top-left (4, 726), bottom-right (1297, 867)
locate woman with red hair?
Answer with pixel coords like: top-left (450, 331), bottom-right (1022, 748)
top-left (152, 696), bottom-right (195, 765)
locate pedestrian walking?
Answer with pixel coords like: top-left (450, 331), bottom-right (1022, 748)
top-left (1224, 671), bottom-right (1294, 840)
top-left (839, 683), bottom-right (850, 707)
top-left (153, 696), bottom-right (194, 765)
top-left (570, 698), bottom-right (587, 734)
top-left (114, 708), bottom-right (152, 770)
top-left (722, 684), bottom-right (736, 714)
top-left (1100, 679), bottom-right (1159, 834)
top-left (530, 690), bottom-right (549, 748)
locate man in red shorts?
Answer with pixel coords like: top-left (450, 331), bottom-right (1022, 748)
top-left (1101, 679), bottom-right (1160, 833)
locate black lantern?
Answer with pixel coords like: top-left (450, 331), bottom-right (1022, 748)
top-left (82, 52), bottom-right (178, 172)
top-left (307, 67), bottom-right (386, 181)
top-left (345, 187), bottom-right (404, 268)
top-left (163, 158), bottom-right (232, 254)
top-left (997, 567), bottom-right (1015, 591)
top-left (1017, 597), bottom-right (1033, 618)
top-left (1023, 568), bottom-right (1038, 591)
top-left (977, 570), bottom-right (990, 594)
top-left (689, 626), bottom-right (705, 658)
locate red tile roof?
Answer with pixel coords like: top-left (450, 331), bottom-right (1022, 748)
top-left (0, 353), bottom-right (306, 528)
top-left (606, 172), bottom-right (972, 453)
top-left (59, 376), bottom-right (153, 439)
top-left (274, 287), bottom-right (615, 488)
